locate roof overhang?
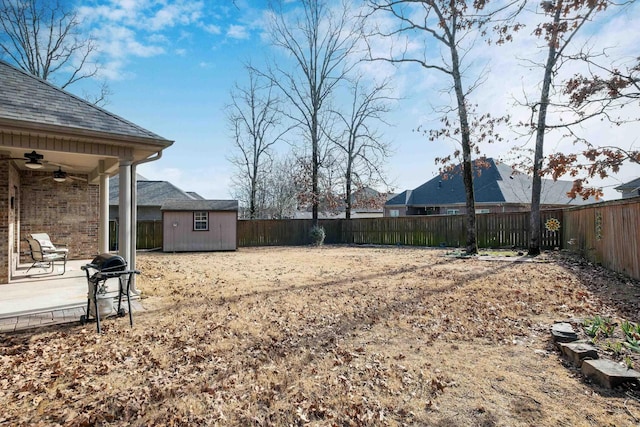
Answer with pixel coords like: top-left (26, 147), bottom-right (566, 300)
top-left (0, 117), bottom-right (173, 185)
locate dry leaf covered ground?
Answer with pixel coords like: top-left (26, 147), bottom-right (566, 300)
top-left (2, 245), bottom-right (640, 426)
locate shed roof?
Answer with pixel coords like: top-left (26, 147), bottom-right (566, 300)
top-left (161, 200), bottom-right (239, 211)
top-left (0, 59), bottom-right (169, 142)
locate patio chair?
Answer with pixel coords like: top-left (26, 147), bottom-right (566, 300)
top-left (30, 233), bottom-right (69, 256)
top-left (25, 236), bottom-right (67, 275)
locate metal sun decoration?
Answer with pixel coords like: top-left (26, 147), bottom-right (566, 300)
top-left (545, 218), bottom-right (561, 232)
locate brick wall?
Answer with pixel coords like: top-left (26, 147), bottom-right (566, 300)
top-left (20, 170), bottom-right (99, 261)
top-left (0, 161), bottom-right (9, 283)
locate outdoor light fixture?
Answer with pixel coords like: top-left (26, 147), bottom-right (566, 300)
top-left (23, 151), bottom-right (44, 169)
top-left (53, 167), bottom-right (67, 182)
top-left (24, 158), bottom-right (44, 169)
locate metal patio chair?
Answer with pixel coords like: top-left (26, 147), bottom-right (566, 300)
top-left (25, 236), bottom-right (68, 275)
top-left (30, 233), bottom-right (69, 256)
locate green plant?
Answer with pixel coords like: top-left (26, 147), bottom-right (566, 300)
top-left (621, 320), bottom-right (640, 340)
top-left (624, 356), bottom-right (635, 369)
top-left (624, 339), bottom-right (640, 353)
top-left (605, 341), bottom-right (624, 356)
top-left (583, 315), bottom-right (615, 338)
top-left (309, 225), bottom-right (326, 246)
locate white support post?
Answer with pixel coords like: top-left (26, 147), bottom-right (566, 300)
top-left (118, 161), bottom-right (132, 270)
top-left (129, 164), bottom-right (139, 293)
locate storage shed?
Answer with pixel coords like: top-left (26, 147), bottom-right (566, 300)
top-left (161, 200), bottom-right (238, 252)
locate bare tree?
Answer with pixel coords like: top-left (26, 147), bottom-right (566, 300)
top-left (366, 0), bottom-right (521, 254)
top-left (264, 155), bottom-right (299, 219)
top-left (259, 0), bottom-right (361, 227)
top-left (0, 0), bottom-right (108, 104)
top-left (330, 75), bottom-right (393, 219)
top-left (542, 55), bottom-right (640, 196)
top-left (233, 154), bottom-right (299, 219)
top-left (227, 66), bottom-right (290, 219)
top-left (522, 0), bottom-right (616, 256)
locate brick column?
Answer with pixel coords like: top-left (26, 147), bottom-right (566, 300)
top-left (0, 157), bottom-right (9, 284)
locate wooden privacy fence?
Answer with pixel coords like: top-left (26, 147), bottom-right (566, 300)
top-left (562, 198), bottom-right (640, 280)
top-left (236, 210), bottom-right (565, 250)
top-left (109, 220), bottom-right (163, 251)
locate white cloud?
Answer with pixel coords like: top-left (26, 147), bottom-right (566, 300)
top-left (227, 25), bottom-right (249, 40)
top-left (202, 24), bottom-right (222, 35)
top-left (137, 164), bottom-right (233, 199)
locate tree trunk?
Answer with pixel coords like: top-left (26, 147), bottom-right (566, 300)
top-left (345, 157), bottom-right (352, 220)
top-left (529, 3), bottom-right (562, 256)
top-left (311, 112), bottom-right (319, 228)
top-left (450, 39), bottom-right (477, 254)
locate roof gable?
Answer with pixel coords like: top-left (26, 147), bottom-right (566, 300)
top-left (0, 59), bottom-right (169, 142)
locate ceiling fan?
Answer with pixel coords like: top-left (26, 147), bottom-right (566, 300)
top-left (2, 150), bottom-right (86, 182)
top-left (1, 150), bottom-right (47, 169)
top-left (49, 167), bottom-right (86, 183)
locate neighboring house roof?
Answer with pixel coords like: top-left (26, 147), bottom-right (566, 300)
top-left (386, 158), bottom-right (594, 207)
top-left (161, 200), bottom-right (239, 211)
top-left (386, 190), bottom-right (413, 206)
top-left (615, 177), bottom-right (640, 192)
top-left (0, 59), bottom-right (168, 142)
top-left (109, 175), bottom-right (201, 206)
top-left (187, 191), bottom-right (205, 200)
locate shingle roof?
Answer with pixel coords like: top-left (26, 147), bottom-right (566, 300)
top-left (386, 190), bottom-right (412, 206)
top-left (186, 191), bottom-right (205, 200)
top-left (161, 200), bottom-right (239, 211)
top-left (109, 175), bottom-right (197, 206)
top-left (386, 158), bottom-right (594, 207)
top-left (615, 177), bottom-right (640, 191)
top-left (0, 59), bottom-right (169, 142)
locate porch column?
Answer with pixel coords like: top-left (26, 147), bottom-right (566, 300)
top-left (98, 161), bottom-right (109, 254)
top-left (129, 164), bottom-right (139, 293)
top-left (118, 161), bottom-right (132, 270)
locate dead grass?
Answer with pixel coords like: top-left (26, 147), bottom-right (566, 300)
top-left (1, 245), bottom-right (640, 426)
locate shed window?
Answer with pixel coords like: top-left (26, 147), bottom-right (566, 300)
top-left (389, 209), bottom-right (400, 217)
top-left (194, 211), bottom-right (209, 231)
top-left (446, 209), bottom-right (460, 215)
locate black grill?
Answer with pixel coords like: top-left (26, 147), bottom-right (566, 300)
top-left (87, 253), bottom-right (127, 273)
top-left (81, 253), bottom-right (139, 333)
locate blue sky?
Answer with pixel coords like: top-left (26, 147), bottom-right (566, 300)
top-left (68, 0), bottom-right (640, 201)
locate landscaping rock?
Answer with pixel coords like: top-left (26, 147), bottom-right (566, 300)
top-left (581, 359), bottom-right (640, 389)
top-left (559, 341), bottom-right (598, 367)
top-left (551, 322), bottom-right (579, 343)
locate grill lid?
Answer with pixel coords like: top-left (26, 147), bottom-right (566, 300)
top-left (89, 253), bottom-right (127, 272)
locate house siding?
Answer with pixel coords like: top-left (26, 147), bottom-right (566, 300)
top-left (162, 210), bottom-right (237, 252)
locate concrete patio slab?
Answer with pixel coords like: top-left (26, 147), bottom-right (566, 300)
top-left (0, 259), bottom-right (144, 333)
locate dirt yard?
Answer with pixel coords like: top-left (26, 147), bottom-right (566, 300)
top-left (2, 245), bottom-right (640, 426)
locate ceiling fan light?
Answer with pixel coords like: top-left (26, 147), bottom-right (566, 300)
top-left (24, 159), bottom-right (44, 169)
top-left (53, 167), bottom-right (68, 182)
